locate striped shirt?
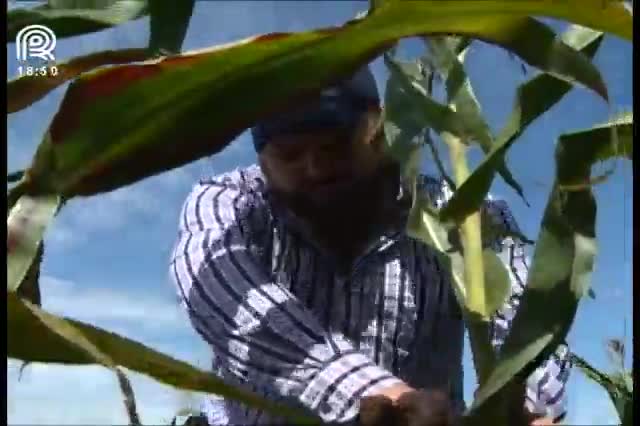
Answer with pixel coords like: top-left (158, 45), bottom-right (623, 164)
top-left (170, 164), bottom-right (571, 425)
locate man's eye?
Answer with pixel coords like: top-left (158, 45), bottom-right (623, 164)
top-left (276, 148), bottom-right (303, 162)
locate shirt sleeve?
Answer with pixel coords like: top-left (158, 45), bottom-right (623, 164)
top-left (169, 176), bottom-right (402, 424)
top-left (483, 199), bottom-right (572, 421)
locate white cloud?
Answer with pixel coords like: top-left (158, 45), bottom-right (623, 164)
top-left (8, 360), bottom-right (210, 425)
top-left (40, 275), bottom-right (186, 334)
top-left (42, 160), bottom-right (206, 250)
top-left (9, 274), bottom-right (214, 425)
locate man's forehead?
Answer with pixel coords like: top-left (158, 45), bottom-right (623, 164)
top-left (266, 128), bottom-right (351, 149)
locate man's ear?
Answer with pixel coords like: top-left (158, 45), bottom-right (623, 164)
top-left (354, 106), bottom-right (384, 148)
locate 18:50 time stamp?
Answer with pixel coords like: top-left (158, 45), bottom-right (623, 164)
top-left (17, 65), bottom-right (59, 77)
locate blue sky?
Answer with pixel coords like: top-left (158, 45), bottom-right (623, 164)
top-left (7, 1), bottom-right (633, 424)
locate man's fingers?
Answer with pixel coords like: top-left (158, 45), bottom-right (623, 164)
top-left (359, 395), bottom-right (397, 426)
top-left (395, 389), bottom-right (454, 426)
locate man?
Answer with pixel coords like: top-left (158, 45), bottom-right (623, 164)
top-left (170, 65), bottom-right (571, 425)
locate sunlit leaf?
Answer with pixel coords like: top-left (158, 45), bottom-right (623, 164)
top-left (494, 25), bottom-right (605, 156)
top-left (606, 338), bottom-right (626, 369)
top-left (481, 249), bottom-right (512, 317)
top-left (439, 26), bottom-right (605, 223)
top-left (570, 352), bottom-right (632, 425)
top-left (148, 0), bottom-right (195, 56)
top-left (427, 37), bottom-right (494, 144)
top-left (425, 36), bottom-right (527, 205)
top-left (439, 136), bottom-right (518, 223)
top-left (385, 55), bottom-right (479, 143)
top-left (8, 48), bottom-right (149, 114)
top-left (407, 197), bottom-right (498, 382)
top-left (7, 287), bottom-right (142, 423)
top-left (19, 2), bottom-right (625, 198)
top-left (7, 293), bottom-right (319, 424)
top-left (15, 241), bottom-right (44, 306)
top-left (7, 0), bottom-right (149, 41)
top-left (470, 114), bottom-right (631, 413)
top-left (7, 194), bottom-right (60, 292)
top-left (424, 131), bottom-right (456, 190)
top-left (115, 368), bottom-right (141, 425)
top-left (383, 58), bottom-right (430, 166)
top-left (557, 112), bottom-right (633, 189)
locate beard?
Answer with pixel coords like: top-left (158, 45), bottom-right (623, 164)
top-left (268, 161), bottom-right (403, 259)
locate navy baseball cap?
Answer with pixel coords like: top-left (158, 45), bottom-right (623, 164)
top-left (251, 65), bottom-right (380, 152)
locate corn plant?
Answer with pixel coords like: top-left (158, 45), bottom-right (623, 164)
top-left (381, 24), bottom-right (633, 425)
top-left (6, 1), bottom-right (633, 425)
top-left (570, 338), bottom-right (633, 425)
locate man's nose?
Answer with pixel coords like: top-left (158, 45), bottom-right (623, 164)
top-left (306, 149), bottom-right (337, 180)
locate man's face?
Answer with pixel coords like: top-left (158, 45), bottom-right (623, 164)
top-left (258, 108), bottom-right (394, 219)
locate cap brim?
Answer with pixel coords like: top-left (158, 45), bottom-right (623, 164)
top-left (254, 95), bottom-right (372, 137)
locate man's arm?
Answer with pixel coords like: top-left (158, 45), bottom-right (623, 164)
top-left (483, 199), bottom-right (572, 423)
top-left (170, 176), bottom-right (404, 423)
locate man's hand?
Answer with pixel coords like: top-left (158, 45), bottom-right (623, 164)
top-left (359, 383), bottom-right (454, 426)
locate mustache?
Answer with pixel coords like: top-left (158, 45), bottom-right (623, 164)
top-left (271, 162), bottom-right (401, 216)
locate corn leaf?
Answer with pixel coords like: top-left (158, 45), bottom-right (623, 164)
top-left (7, 289), bottom-right (142, 423)
top-left (17, 2), bottom-right (626, 198)
top-left (480, 249), bottom-right (512, 317)
top-left (556, 112), bottom-right (633, 188)
top-left (8, 48), bottom-right (149, 114)
top-left (439, 26), bottom-right (605, 223)
top-left (7, 194), bottom-right (60, 292)
top-left (571, 353), bottom-right (632, 425)
top-left (383, 57), bottom-right (430, 165)
top-left (426, 36), bottom-right (527, 206)
top-left (495, 26), bottom-right (605, 149)
top-left (439, 133), bottom-right (520, 223)
top-left (385, 55), bottom-right (481, 143)
top-left (15, 241), bottom-right (44, 306)
top-left (427, 37), bottom-right (495, 147)
top-left (115, 368), bottom-right (142, 425)
top-left (470, 115), bottom-right (632, 414)
top-left (148, 0), bottom-right (195, 56)
top-left (406, 197), bottom-right (509, 382)
top-left (7, 292), bottom-right (319, 424)
top-left (7, 0), bottom-right (149, 41)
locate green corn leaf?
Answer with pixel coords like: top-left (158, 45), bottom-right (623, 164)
top-left (7, 194), bottom-right (61, 293)
top-left (383, 58), bottom-right (430, 165)
top-left (385, 55), bottom-right (481, 143)
top-left (148, 0), bottom-right (195, 56)
top-left (407, 197), bottom-right (466, 302)
top-left (556, 112), bottom-right (632, 188)
top-left (495, 25), bottom-right (606, 157)
top-left (424, 130), bottom-right (456, 191)
top-left (470, 115), bottom-right (632, 415)
top-left (571, 353), bottom-right (632, 425)
top-left (7, 292), bottom-right (319, 424)
top-left (481, 249), bottom-right (512, 318)
top-left (427, 37), bottom-right (493, 143)
top-left (115, 369), bottom-right (142, 425)
top-left (426, 36), bottom-right (527, 206)
top-left (7, 0), bottom-right (149, 41)
top-left (7, 290), bottom-right (142, 424)
top-left (15, 241), bottom-right (44, 307)
top-left (407, 196), bottom-right (510, 382)
top-left (439, 135), bottom-right (519, 223)
top-left (8, 48), bottom-right (149, 114)
top-left (17, 2), bottom-right (627, 198)
top-left (439, 26), bottom-right (606, 223)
